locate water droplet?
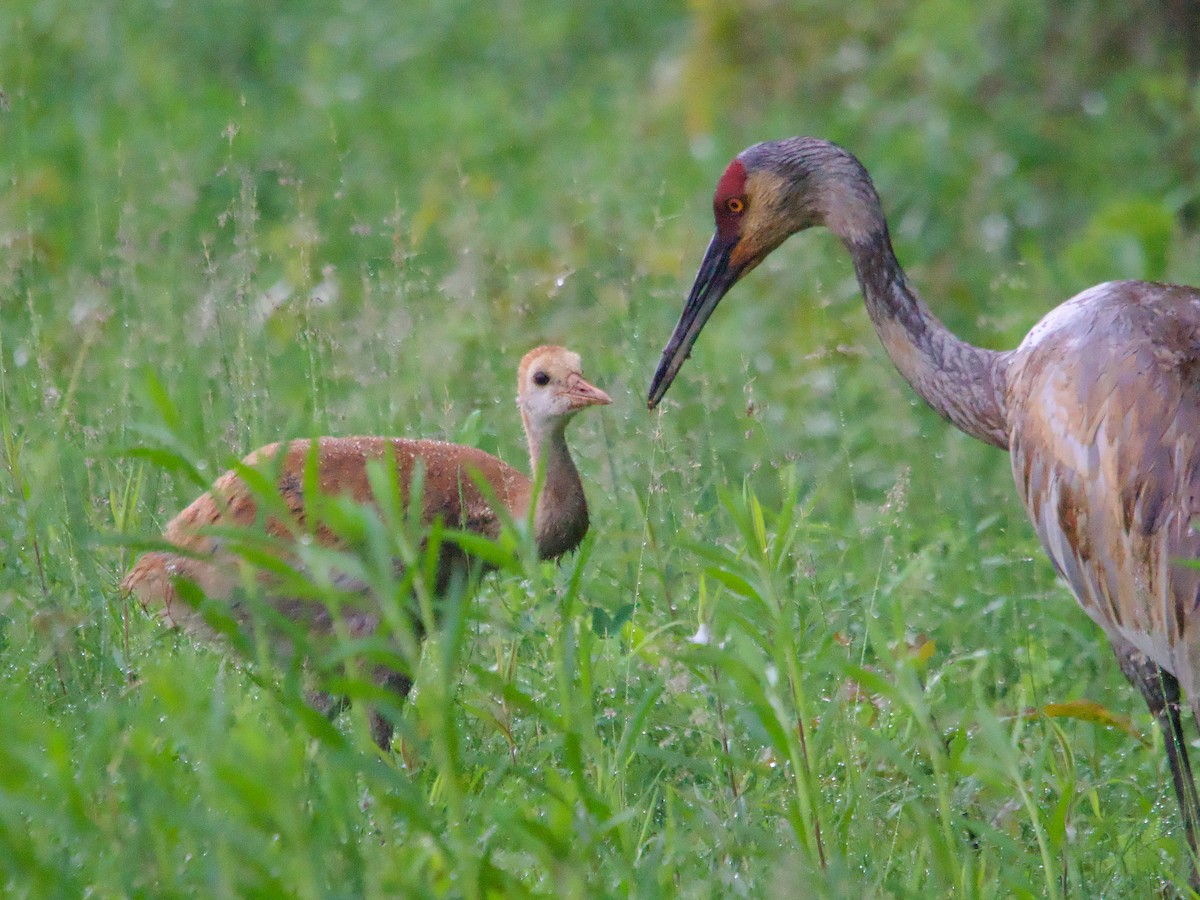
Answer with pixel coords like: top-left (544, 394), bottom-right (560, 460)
top-left (1082, 91), bottom-right (1107, 117)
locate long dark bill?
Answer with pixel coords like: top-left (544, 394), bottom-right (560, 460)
top-left (647, 232), bottom-right (741, 409)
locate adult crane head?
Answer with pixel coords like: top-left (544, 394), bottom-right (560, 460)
top-left (647, 137), bottom-right (882, 409)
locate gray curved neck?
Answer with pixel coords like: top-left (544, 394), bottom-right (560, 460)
top-left (844, 229), bottom-right (1011, 449)
top-left (526, 422), bottom-right (589, 559)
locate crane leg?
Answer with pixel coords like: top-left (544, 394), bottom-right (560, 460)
top-left (367, 668), bottom-right (414, 750)
top-left (1114, 644), bottom-right (1200, 888)
top-left (305, 668), bottom-right (412, 749)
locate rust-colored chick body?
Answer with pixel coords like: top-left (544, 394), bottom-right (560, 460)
top-left (124, 346), bottom-right (610, 744)
top-left (126, 437), bottom-right (529, 631)
top-left (648, 136), bottom-right (1200, 882)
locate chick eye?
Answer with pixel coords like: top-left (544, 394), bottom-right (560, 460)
top-left (726, 197), bottom-right (745, 214)
top-left (532, 371), bottom-right (550, 386)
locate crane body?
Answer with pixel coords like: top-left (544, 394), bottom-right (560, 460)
top-left (647, 137), bottom-right (1200, 880)
top-left (126, 346), bottom-right (610, 746)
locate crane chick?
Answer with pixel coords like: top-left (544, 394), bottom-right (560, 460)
top-left (125, 346), bottom-right (611, 747)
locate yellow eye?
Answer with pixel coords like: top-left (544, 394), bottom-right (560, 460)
top-left (726, 197), bottom-right (745, 214)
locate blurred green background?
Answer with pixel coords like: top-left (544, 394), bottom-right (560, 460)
top-left (3, 0), bottom-right (1200, 895)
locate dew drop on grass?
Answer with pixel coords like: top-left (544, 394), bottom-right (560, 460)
top-left (765, 665), bottom-right (778, 688)
top-left (1082, 91), bottom-right (1108, 117)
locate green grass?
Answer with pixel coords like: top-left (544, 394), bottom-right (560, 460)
top-left (3, 0), bottom-right (1200, 895)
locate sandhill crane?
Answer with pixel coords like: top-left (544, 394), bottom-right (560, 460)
top-left (647, 136), bottom-right (1200, 881)
top-left (125, 345), bottom-right (611, 746)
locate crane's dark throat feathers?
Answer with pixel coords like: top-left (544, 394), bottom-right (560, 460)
top-left (531, 435), bottom-right (589, 560)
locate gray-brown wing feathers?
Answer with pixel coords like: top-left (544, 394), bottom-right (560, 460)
top-left (1008, 282), bottom-right (1200, 680)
